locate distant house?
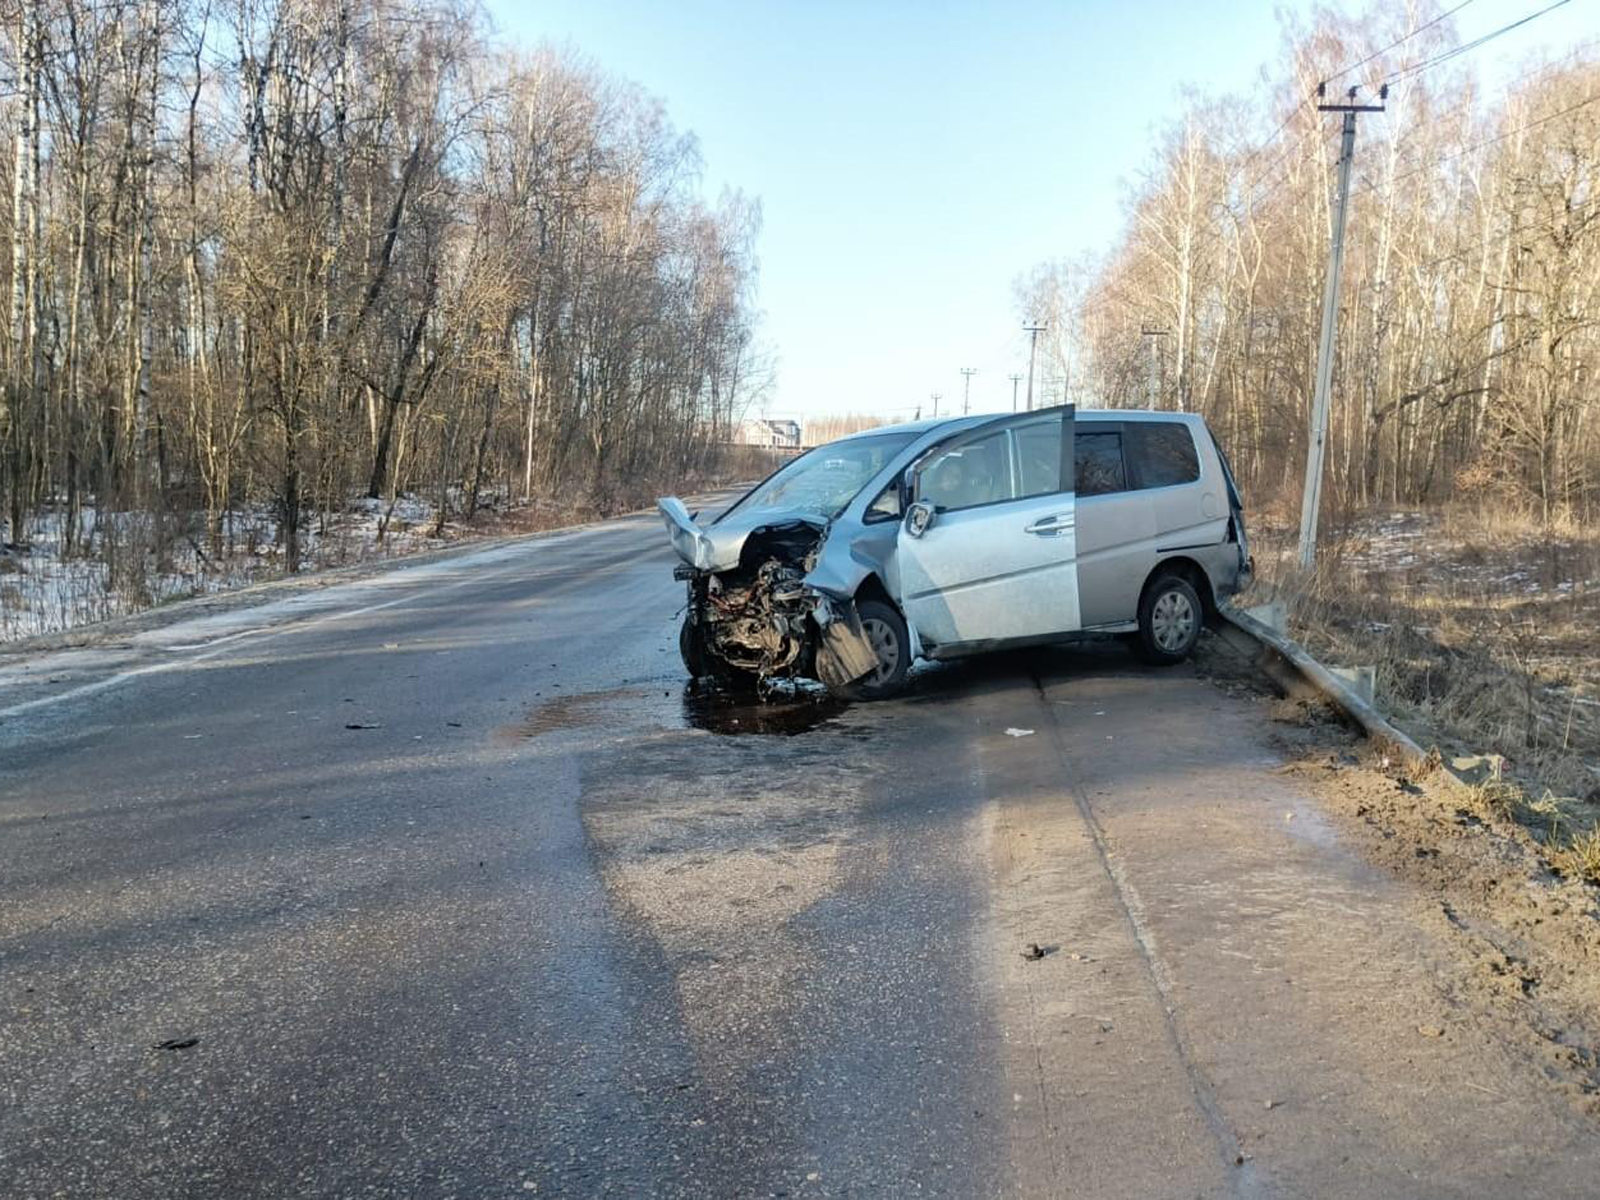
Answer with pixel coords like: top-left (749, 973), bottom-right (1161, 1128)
top-left (735, 418), bottom-right (802, 448)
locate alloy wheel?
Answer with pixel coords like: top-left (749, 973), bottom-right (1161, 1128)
top-left (1150, 589), bottom-right (1196, 652)
top-left (862, 616), bottom-right (901, 686)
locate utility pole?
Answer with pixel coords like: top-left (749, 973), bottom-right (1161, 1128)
top-left (1140, 326), bottom-right (1169, 408)
top-left (959, 367), bottom-right (977, 415)
top-left (1023, 322), bottom-right (1046, 410)
top-left (930, 392), bottom-right (942, 418)
top-left (1298, 83), bottom-right (1384, 571)
top-left (1008, 373), bottom-right (1022, 412)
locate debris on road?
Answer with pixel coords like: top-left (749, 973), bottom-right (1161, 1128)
top-left (1021, 942), bottom-right (1054, 961)
top-left (1004, 727), bottom-right (1035, 738)
top-left (152, 1037), bottom-right (199, 1051)
top-left (344, 722), bottom-right (383, 730)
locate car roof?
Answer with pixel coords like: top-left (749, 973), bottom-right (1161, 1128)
top-left (831, 415), bottom-right (984, 440)
top-left (1077, 408), bottom-right (1206, 423)
top-left (828, 406), bottom-right (1204, 442)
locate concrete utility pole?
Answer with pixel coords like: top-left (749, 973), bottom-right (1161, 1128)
top-left (930, 392), bottom-right (942, 418)
top-left (1023, 322), bottom-right (1046, 410)
top-left (1008, 373), bottom-right (1022, 412)
top-left (959, 368), bottom-right (977, 415)
top-left (1140, 327), bottom-right (1169, 407)
top-left (1298, 83), bottom-right (1384, 571)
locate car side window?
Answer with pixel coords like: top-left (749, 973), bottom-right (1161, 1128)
top-left (918, 430), bottom-right (1015, 511)
top-left (1075, 431), bottom-right (1126, 496)
top-left (1127, 422), bottom-right (1200, 489)
top-left (1012, 418), bottom-right (1062, 498)
top-left (864, 480), bottom-right (902, 522)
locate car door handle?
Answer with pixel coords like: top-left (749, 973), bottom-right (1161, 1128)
top-left (1024, 514), bottom-right (1073, 536)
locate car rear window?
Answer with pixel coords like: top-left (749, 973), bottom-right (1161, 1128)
top-left (1126, 422), bottom-right (1200, 489)
top-left (1075, 431), bottom-right (1126, 496)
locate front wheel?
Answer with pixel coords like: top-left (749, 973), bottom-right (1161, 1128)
top-left (1135, 574), bottom-right (1202, 665)
top-left (678, 617), bottom-right (757, 687)
top-left (831, 600), bottom-right (912, 701)
top-left (679, 617), bottom-right (712, 677)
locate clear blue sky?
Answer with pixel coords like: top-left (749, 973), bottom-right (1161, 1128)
top-left (485, 0), bottom-right (1594, 421)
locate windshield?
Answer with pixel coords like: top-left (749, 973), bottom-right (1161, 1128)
top-left (721, 432), bottom-right (917, 521)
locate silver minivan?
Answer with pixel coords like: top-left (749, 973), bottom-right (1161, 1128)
top-left (659, 405), bottom-right (1251, 700)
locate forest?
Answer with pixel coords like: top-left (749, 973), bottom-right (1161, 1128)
top-left (1, 0), bottom-right (763, 591)
top-left (1017, 4), bottom-right (1598, 528)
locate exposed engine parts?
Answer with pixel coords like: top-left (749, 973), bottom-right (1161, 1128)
top-left (663, 500), bottom-right (892, 698)
top-left (690, 524), bottom-right (822, 678)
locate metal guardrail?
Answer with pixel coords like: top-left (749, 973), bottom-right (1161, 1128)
top-left (1216, 602), bottom-right (1432, 770)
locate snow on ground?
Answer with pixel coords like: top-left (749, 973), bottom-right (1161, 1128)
top-left (1330, 509), bottom-right (1590, 599)
top-left (0, 493), bottom-right (470, 644)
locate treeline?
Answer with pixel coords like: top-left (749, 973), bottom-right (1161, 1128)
top-left (1019, 4), bottom-right (1599, 525)
top-left (1, 0), bottom-right (763, 569)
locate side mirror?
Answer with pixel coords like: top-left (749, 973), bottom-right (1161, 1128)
top-left (904, 500), bottom-right (936, 539)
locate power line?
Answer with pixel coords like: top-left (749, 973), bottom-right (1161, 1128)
top-left (1064, 23), bottom-right (1597, 336)
top-left (1322, 0), bottom-right (1480, 89)
top-left (1385, 33), bottom-right (1598, 127)
top-left (1080, 38), bottom-right (1600, 315)
top-left (1237, 18), bottom-right (1592, 214)
top-left (1384, 0), bottom-right (1575, 86)
top-left (1349, 37), bottom-right (1600, 187)
top-left (1356, 89), bottom-right (1600, 196)
top-left (1354, 199), bottom-right (1595, 291)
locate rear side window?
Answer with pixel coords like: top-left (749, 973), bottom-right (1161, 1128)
top-left (1075, 431), bottom-right (1126, 496)
top-left (1126, 422), bottom-right (1200, 489)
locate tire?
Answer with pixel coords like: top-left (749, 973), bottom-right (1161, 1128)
top-left (1135, 574), bottom-right (1202, 665)
top-left (833, 600), bottom-right (912, 701)
top-left (679, 617), bottom-right (757, 687)
top-left (679, 617), bottom-right (711, 677)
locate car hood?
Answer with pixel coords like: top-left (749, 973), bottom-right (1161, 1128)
top-left (657, 497), bottom-right (829, 572)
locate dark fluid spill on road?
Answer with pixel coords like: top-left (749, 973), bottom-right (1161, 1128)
top-left (496, 687), bottom-right (641, 741)
top-left (680, 680), bottom-right (846, 736)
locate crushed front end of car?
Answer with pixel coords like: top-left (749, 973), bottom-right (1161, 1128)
top-left (658, 498), bottom-right (879, 695)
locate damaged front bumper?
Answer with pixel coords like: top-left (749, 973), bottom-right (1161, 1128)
top-left (659, 497), bottom-right (722, 571)
top-left (659, 497), bottom-right (879, 689)
top-left (810, 595), bottom-right (880, 690)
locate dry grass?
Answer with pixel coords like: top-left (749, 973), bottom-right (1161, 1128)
top-left (1248, 501), bottom-right (1600, 849)
top-left (1555, 828), bottom-right (1600, 886)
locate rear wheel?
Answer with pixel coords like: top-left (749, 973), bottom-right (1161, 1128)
top-left (833, 600), bottom-right (911, 701)
top-left (1135, 574), bottom-right (1202, 664)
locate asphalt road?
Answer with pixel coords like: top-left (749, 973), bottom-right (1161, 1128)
top-left (3, 506), bottom-right (1599, 1198)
